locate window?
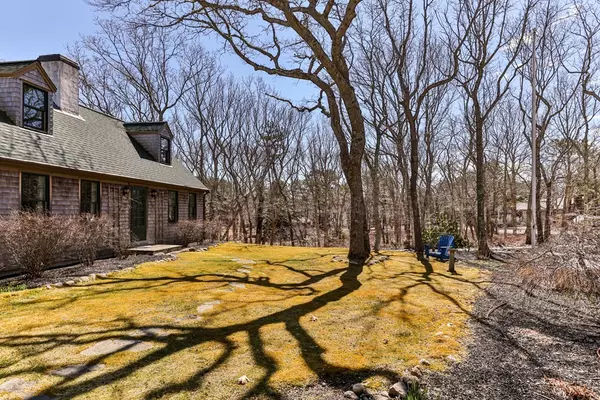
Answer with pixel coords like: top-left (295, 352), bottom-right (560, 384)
top-left (188, 193), bottom-right (197, 220)
top-left (81, 180), bottom-right (100, 215)
top-left (21, 173), bottom-right (49, 212)
top-left (23, 83), bottom-right (49, 132)
top-left (168, 191), bottom-right (178, 222)
top-left (160, 136), bottom-right (171, 165)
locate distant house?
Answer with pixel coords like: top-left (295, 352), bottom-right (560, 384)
top-left (0, 54), bottom-right (208, 246)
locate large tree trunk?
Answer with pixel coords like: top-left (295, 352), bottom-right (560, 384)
top-left (475, 117), bottom-right (490, 258)
top-left (408, 120), bottom-right (424, 255)
top-left (346, 167), bottom-right (370, 262)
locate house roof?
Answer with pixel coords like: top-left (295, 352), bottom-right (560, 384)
top-left (0, 60), bottom-right (57, 91)
top-left (124, 121), bottom-right (173, 138)
top-left (0, 106), bottom-right (208, 191)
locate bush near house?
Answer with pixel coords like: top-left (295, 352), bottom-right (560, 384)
top-left (72, 214), bottom-right (116, 266)
top-left (0, 212), bottom-right (76, 278)
top-left (0, 212), bottom-right (117, 278)
top-left (175, 220), bottom-right (206, 246)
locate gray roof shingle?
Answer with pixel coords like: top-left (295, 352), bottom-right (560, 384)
top-left (0, 106), bottom-right (208, 191)
top-left (0, 61), bottom-right (35, 75)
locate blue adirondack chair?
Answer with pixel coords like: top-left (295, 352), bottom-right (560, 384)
top-left (425, 234), bottom-right (455, 261)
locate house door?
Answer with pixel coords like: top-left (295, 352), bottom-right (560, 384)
top-left (130, 186), bottom-right (147, 242)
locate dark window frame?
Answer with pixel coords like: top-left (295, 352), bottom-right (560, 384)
top-left (160, 136), bottom-right (171, 165)
top-left (188, 192), bottom-right (197, 220)
top-left (168, 190), bottom-right (178, 223)
top-left (21, 172), bottom-right (50, 213)
top-left (22, 83), bottom-right (49, 133)
top-left (80, 180), bottom-right (101, 215)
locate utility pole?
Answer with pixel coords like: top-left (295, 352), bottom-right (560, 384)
top-left (531, 28), bottom-right (537, 248)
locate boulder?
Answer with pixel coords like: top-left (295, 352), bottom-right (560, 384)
top-left (419, 359), bottom-right (431, 366)
top-left (409, 365), bottom-right (423, 378)
top-left (388, 381), bottom-right (407, 398)
top-left (351, 383), bottom-right (365, 395)
top-left (401, 373), bottom-right (419, 387)
top-left (344, 391), bottom-right (359, 399)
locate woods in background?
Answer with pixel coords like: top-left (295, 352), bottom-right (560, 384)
top-left (80, 0), bottom-right (600, 258)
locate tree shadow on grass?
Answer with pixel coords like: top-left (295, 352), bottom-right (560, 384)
top-left (0, 254), bottom-right (489, 399)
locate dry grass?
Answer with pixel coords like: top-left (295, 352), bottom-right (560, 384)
top-left (518, 227), bottom-right (600, 297)
top-left (546, 378), bottom-right (600, 400)
top-left (0, 243), bottom-right (486, 399)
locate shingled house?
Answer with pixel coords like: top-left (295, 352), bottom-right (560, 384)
top-left (0, 54), bottom-right (208, 247)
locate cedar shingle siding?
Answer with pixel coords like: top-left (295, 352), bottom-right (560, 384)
top-left (0, 55), bottom-right (208, 274)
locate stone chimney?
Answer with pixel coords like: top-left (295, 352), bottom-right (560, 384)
top-left (38, 54), bottom-right (80, 115)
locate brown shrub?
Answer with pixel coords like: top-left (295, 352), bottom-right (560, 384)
top-left (517, 226), bottom-right (600, 297)
top-left (72, 214), bottom-right (116, 266)
top-left (545, 377), bottom-right (600, 400)
top-left (175, 220), bottom-right (205, 246)
top-left (0, 212), bottom-right (76, 278)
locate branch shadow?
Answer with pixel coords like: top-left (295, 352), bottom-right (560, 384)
top-left (0, 253), bottom-right (478, 399)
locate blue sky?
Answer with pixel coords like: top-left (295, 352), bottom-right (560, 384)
top-left (0, 0), bottom-right (316, 103)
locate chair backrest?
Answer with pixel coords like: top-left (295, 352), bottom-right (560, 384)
top-left (437, 235), bottom-right (455, 255)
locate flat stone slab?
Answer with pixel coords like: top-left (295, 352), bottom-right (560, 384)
top-left (231, 258), bottom-right (256, 264)
top-left (129, 328), bottom-right (169, 338)
top-left (49, 364), bottom-right (105, 378)
top-left (197, 300), bottom-right (221, 314)
top-left (127, 244), bottom-right (183, 255)
top-left (229, 282), bottom-right (246, 289)
top-left (236, 268), bottom-right (252, 273)
top-left (80, 339), bottom-right (153, 356)
top-left (0, 378), bottom-right (37, 397)
top-left (175, 314), bottom-right (202, 322)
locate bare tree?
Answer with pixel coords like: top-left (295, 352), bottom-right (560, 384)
top-left (93, 0), bottom-right (373, 262)
top-left (456, 0), bottom-right (533, 258)
top-left (72, 19), bottom-right (207, 122)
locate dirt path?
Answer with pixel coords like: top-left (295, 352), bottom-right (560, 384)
top-left (426, 261), bottom-right (600, 400)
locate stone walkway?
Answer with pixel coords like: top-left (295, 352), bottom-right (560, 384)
top-left (0, 255), bottom-right (259, 400)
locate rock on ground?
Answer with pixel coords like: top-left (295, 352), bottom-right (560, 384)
top-left (197, 300), bottom-right (222, 314)
top-left (0, 378), bottom-right (37, 397)
top-left (80, 339), bottom-right (153, 356)
top-left (388, 381), bottom-right (407, 398)
top-left (49, 364), bottom-right (105, 378)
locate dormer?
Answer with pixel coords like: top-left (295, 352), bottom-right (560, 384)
top-left (124, 122), bottom-right (173, 165)
top-left (38, 54), bottom-right (80, 116)
top-left (0, 59), bottom-right (57, 133)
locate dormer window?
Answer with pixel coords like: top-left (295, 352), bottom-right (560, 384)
top-left (23, 83), bottom-right (48, 132)
top-left (160, 136), bottom-right (171, 165)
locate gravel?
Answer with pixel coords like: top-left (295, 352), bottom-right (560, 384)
top-left (0, 254), bottom-right (170, 289)
top-left (426, 259), bottom-right (600, 400)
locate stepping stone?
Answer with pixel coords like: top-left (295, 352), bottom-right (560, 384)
top-left (175, 314), bottom-right (202, 322)
top-left (49, 363), bottom-right (105, 378)
top-left (231, 258), bottom-right (256, 264)
top-left (229, 283), bottom-right (246, 289)
top-left (129, 328), bottom-right (169, 338)
top-left (80, 339), bottom-right (153, 356)
top-left (237, 268), bottom-right (252, 274)
top-left (197, 300), bottom-right (221, 314)
top-left (0, 378), bottom-right (37, 397)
